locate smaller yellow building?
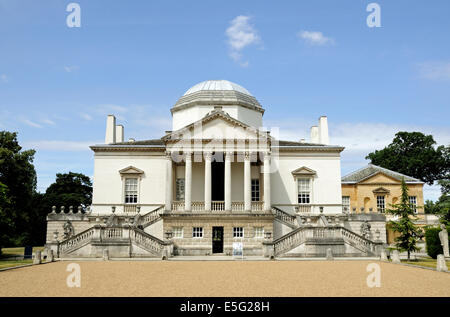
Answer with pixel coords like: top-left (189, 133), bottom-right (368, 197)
top-left (341, 164), bottom-right (424, 214)
top-left (341, 164), bottom-right (426, 244)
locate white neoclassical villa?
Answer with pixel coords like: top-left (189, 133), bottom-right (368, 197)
top-left (46, 80), bottom-right (387, 258)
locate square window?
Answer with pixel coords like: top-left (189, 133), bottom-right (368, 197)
top-left (173, 227), bottom-right (183, 238)
top-left (254, 227), bottom-right (264, 238)
top-left (233, 227), bottom-right (244, 238)
top-left (192, 227), bottom-right (203, 238)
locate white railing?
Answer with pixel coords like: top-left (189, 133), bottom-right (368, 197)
top-left (231, 202), bottom-right (244, 211)
top-left (131, 229), bottom-right (165, 255)
top-left (141, 205), bottom-right (164, 227)
top-left (124, 204), bottom-right (137, 213)
top-left (212, 201), bottom-right (225, 211)
top-left (272, 207), bottom-right (297, 227)
top-left (192, 201), bottom-right (205, 212)
top-left (59, 227), bottom-right (95, 253)
top-left (172, 201), bottom-right (184, 211)
top-left (295, 204), bottom-right (312, 213)
top-left (101, 227), bottom-right (123, 240)
top-left (251, 202), bottom-right (264, 212)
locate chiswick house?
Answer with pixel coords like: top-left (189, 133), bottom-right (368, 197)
top-left (45, 80), bottom-right (387, 258)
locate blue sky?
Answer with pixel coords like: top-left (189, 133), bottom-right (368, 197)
top-left (0, 0), bottom-right (449, 200)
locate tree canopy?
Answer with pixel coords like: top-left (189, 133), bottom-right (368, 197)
top-left (366, 131), bottom-right (450, 185)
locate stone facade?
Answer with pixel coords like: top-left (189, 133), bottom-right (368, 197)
top-left (162, 214), bottom-right (274, 256)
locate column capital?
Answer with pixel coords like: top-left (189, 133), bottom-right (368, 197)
top-left (225, 151), bottom-right (234, 159)
top-left (244, 151), bottom-right (252, 160)
top-left (204, 151), bottom-right (213, 160)
top-left (165, 151), bottom-right (172, 159)
top-left (184, 152), bottom-right (192, 161)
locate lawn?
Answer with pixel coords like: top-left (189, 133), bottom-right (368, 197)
top-left (402, 257), bottom-right (449, 269)
top-left (0, 260), bottom-right (33, 270)
top-left (0, 246), bottom-right (45, 270)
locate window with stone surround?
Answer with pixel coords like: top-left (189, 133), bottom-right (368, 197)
top-left (192, 227), bottom-right (203, 238)
top-left (251, 179), bottom-right (260, 201)
top-left (233, 227), bottom-right (244, 238)
top-left (254, 227), bottom-right (264, 238)
top-left (173, 227), bottom-right (183, 238)
top-left (342, 196), bottom-right (350, 212)
top-left (176, 178), bottom-right (185, 201)
top-left (297, 178), bottom-right (311, 204)
top-left (124, 178), bottom-right (138, 204)
top-left (376, 195), bottom-right (385, 213)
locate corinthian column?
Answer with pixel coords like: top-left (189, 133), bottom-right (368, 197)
top-left (165, 152), bottom-right (173, 211)
top-left (244, 152), bottom-right (251, 212)
top-left (225, 151), bottom-right (232, 212)
top-left (204, 152), bottom-right (212, 211)
top-left (263, 153), bottom-right (271, 211)
top-left (185, 152), bottom-right (192, 212)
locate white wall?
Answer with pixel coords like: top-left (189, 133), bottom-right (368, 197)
top-left (92, 151), bottom-right (166, 214)
top-left (271, 152), bottom-right (342, 214)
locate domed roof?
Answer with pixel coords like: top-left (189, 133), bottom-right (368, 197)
top-left (173, 80), bottom-right (262, 112)
top-left (183, 80), bottom-right (252, 96)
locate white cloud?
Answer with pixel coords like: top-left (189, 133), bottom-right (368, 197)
top-left (266, 118), bottom-right (450, 201)
top-left (41, 118), bottom-right (56, 125)
top-left (64, 65), bottom-right (79, 73)
top-left (417, 61), bottom-right (450, 80)
top-left (19, 117), bottom-right (42, 128)
top-left (0, 74), bottom-right (8, 83)
top-left (298, 30), bottom-right (334, 46)
top-left (226, 15), bottom-right (260, 66)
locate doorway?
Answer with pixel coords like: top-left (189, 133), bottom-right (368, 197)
top-left (212, 226), bottom-right (224, 253)
top-left (211, 154), bottom-right (224, 201)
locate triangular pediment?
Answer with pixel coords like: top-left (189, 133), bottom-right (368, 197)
top-left (359, 172), bottom-right (401, 185)
top-left (119, 166), bottom-right (144, 175)
top-left (163, 110), bottom-right (270, 142)
top-left (372, 186), bottom-right (390, 194)
top-left (291, 166), bottom-right (317, 176)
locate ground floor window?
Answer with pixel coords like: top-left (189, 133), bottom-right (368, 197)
top-left (173, 227), bottom-right (183, 238)
top-left (192, 227), bottom-right (203, 238)
top-left (342, 196), bottom-right (350, 212)
top-left (254, 227), bottom-right (264, 238)
top-left (233, 227), bottom-right (244, 238)
top-left (376, 195), bottom-right (385, 213)
top-left (409, 196), bottom-right (417, 212)
top-left (124, 178), bottom-right (138, 204)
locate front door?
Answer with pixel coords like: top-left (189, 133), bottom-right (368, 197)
top-left (212, 227), bottom-right (224, 253)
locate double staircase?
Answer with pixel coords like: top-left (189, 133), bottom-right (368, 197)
top-left (57, 206), bottom-right (168, 258)
top-left (270, 207), bottom-right (383, 257)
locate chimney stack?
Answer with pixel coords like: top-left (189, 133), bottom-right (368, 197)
top-left (115, 125), bottom-right (124, 143)
top-left (105, 115), bottom-right (116, 144)
top-left (318, 116), bottom-right (329, 145)
top-left (310, 126), bottom-right (319, 143)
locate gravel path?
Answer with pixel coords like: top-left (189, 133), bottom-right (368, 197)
top-left (0, 260), bottom-right (449, 297)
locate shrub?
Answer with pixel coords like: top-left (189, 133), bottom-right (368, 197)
top-left (425, 226), bottom-right (448, 259)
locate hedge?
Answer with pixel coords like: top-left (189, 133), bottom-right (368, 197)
top-left (425, 226), bottom-right (449, 259)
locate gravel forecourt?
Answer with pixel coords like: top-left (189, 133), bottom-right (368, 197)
top-left (0, 260), bottom-right (449, 297)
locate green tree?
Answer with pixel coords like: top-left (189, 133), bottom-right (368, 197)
top-left (386, 178), bottom-right (421, 260)
top-left (366, 132), bottom-right (450, 185)
top-left (0, 131), bottom-right (37, 247)
top-left (29, 172), bottom-right (93, 246)
top-left (436, 179), bottom-right (450, 225)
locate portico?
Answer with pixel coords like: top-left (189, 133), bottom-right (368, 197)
top-left (164, 150), bottom-right (271, 213)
